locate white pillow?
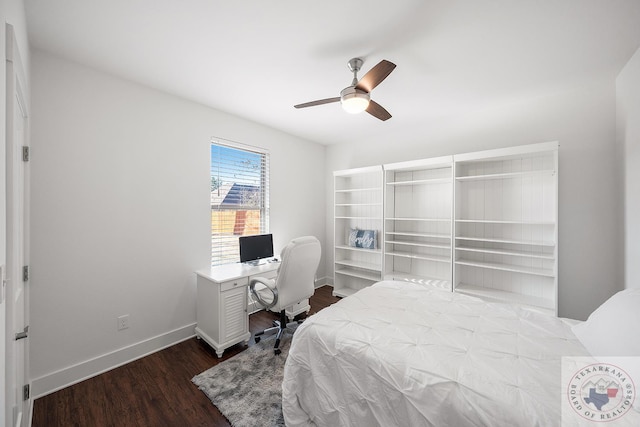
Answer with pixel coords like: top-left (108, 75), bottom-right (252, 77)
top-left (571, 288), bottom-right (640, 356)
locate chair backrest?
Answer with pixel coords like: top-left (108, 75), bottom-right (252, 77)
top-left (274, 236), bottom-right (321, 310)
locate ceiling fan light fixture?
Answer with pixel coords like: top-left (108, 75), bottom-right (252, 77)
top-left (340, 87), bottom-right (370, 114)
top-left (294, 58), bottom-right (395, 120)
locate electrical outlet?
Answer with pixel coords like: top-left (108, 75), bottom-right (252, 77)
top-left (117, 314), bottom-right (129, 331)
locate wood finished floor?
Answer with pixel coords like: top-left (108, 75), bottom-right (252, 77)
top-left (32, 285), bottom-right (340, 427)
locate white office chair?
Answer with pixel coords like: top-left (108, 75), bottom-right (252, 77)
top-left (249, 236), bottom-right (321, 355)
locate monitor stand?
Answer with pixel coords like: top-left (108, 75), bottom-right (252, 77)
top-left (245, 257), bottom-right (279, 266)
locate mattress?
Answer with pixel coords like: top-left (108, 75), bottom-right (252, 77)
top-left (282, 280), bottom-right (589, 427)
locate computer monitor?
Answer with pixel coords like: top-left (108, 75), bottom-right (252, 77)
top-left (239, 234), bottom-right (274, 264)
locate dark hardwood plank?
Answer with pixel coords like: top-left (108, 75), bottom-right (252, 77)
top-left (32, 285), bottom-right (340, 427)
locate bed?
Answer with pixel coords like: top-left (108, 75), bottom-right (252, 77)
top-left (282, 280), bottom-right (597, 427)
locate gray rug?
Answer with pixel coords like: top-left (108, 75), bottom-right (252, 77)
top-left (192, 328), bottom-right (296, 427)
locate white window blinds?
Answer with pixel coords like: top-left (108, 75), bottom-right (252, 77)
top-left (211, 139), bottom-right (270, 266)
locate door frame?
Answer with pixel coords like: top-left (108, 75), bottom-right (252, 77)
top-left (5, 22), bottom-right (30, 427)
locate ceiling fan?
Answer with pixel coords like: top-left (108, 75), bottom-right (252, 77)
top-left (294, 58), bottom-right (396, 121)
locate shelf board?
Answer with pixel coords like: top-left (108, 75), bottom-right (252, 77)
top-left (455, 283), bottom-right (555, 311)
top-left (383, 273), bottom-right (451, 290)
top-left (455, 259), bottom-right (555, 277)
top-left (335, 267), bottom-right (381, 281)
top-left (455, 236), bottom-right (555, 247)
top-left (335, 216), bottom-right (382, 220)
top-left (455, 219), bottom-right (555, 225)
top-left (455, 245), bottom-right (555, 260)
top-left (386, 178), bottom-right (451, 186)
top-left (386, 217), bottom-right (451, 222)
top-left (335, 245), bottom-right (382, 254)
top-left (334, 259), bottom-right (381, 271)
top-left (334, 165), bottom-right (382, 177)
top-left (386, 240), bottom-right (451, 250)
top-left (332, 287), bottom-right (360, 298)
top-left (386, 231), bottom-right (451, 240)
top-left (335, 187), bottom-right (381, 193)
top-left (384, 157), bottom-right (452, 172)
top-left (386, 251), bottom-right (450, 263)
top-left (455, 170), bottom-right (556, 181)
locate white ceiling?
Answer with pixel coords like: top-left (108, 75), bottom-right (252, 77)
top-left (24, 0), bottom-right (640, 146)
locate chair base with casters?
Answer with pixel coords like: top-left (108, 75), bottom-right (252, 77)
top-left (253, 310), bottom-right (304, 355)
top-left (271, 300), bottom-right (310, 323)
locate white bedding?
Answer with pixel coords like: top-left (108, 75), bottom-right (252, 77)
top-left (282, 281), bottom-right (589, 427)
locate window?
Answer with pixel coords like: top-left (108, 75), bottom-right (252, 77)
top-left (211, 139), bottom-right (270, 266)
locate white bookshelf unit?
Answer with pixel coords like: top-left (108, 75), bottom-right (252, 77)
top-left (333, 166), bottom-right (384, 297)
top-left (383, 157), bottom-right (453, 289)
top-left (453, 142), bottom-right (559, 315)
top-left (331, 142), bottom-right (559, 316)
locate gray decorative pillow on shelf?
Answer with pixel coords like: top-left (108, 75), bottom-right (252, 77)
top-left (348, 228), bottom-right (377, 249)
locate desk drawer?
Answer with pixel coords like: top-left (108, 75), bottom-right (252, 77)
top-left (220, 277), bottom-right (249, 292)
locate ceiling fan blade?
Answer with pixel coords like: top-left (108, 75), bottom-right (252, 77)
top-left (366, 100), bottom-right (392, 121)
top-left (294, 97), bottom-right (341, 109)
top-left (356, 60), bottom-right (396, 93)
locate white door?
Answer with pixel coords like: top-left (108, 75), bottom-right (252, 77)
top-left (5, 23), bottom-right (30, 427)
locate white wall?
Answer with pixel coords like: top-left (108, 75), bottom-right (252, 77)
top-left (29, 50), bottom-right (325, 395)
top-left (616, 47), bottom-right (640, 290)
top-left (326, 78), bottom-right (621, 321)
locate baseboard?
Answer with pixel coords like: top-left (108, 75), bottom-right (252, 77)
top-left (30, 323), bottom-right (196, 399)
top-left (314, 276), bottom-right (330, 290)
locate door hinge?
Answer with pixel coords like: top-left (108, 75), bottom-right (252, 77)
top-left (23, 384), bottom-right (30, 401)
top-left (22, 265), bottom-right (29, 282)
top-left (22, 146), bottom-right (30, 162)
top-left (15, 325), bottom-right (28, 341)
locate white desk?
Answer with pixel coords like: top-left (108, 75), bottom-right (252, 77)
top-left (197, 260), bottom-right (281, 284)
top-left (195, 261), bottom-right (289, 358)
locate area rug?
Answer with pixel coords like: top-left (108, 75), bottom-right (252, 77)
top-left (192, 327), bottom-right (297, 427)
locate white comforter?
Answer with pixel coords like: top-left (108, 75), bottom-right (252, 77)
top-left (282, 281), bottom-right (589, 427)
